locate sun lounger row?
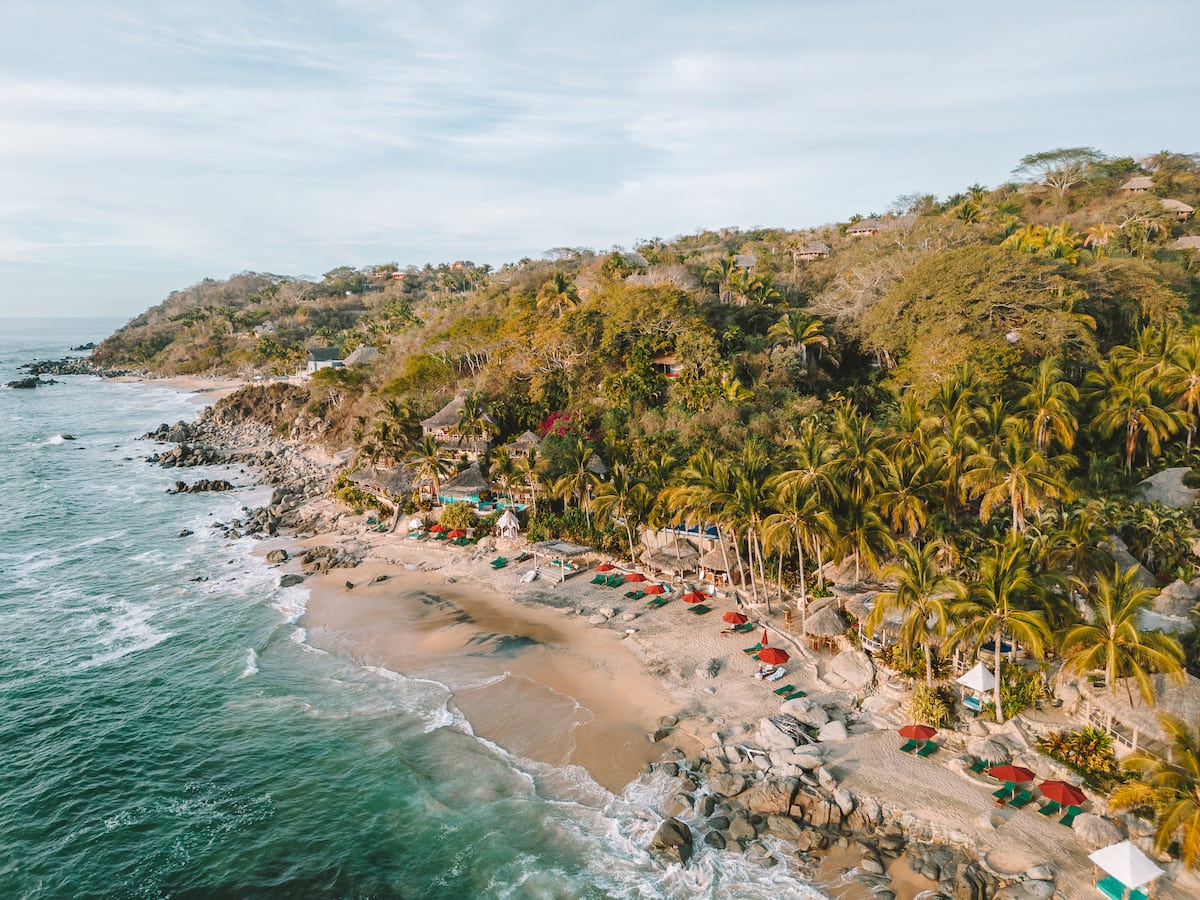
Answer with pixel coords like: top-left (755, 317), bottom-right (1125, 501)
top-left (688, 604), bottom-right (712, 615)
top-left (772, 683), bottom-right (807, 700)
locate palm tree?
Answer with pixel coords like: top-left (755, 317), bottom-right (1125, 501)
top-left (763, 484), bottom-right (835, 631)
top-left (590, 465), bottom-right (649, 564)
top-left (1164, 328), bottom-right (1200, 449)
top-left (833, 496), bottom-right (893, 584)
top-left (722, 439), bottom-right (778, 608)
top-left (1109, 713), bottom-right (1200, 868)
top-left (452, 393), bottom-right (495, 453)
top-left (489, 445), bottom-right (517, 507)
top-left (536, 271), bottom-right (580, 317)
top-left (1060, 563), bottom-right (1185, 704)
top-left (962, 426), bottom-right (1074, 534)
top-left (1083, 222), bottom-right (1119, 257)
top-left (703, 255), bottom-right (738, 304)
top-left (1029, 506), bottom-right (1113, 589)
top-left (829, 404), bottom-right (889, 505)
top-left (665, 447), bottom-right (740, 589)
top-left (1088, 375), bottom-right (1183, 472)
top-left (1017, 358), bottom-right (1079, 453)
top-left (403, 435), bottom-right (452, 505)
top-left (552, 437), bottom-right (598, 527)
top-left (876, 457), bottom-right (938, 539)
top-left (866, 541), bottom-right (965, 684)
top-left (950, 534), bottom-right (1050, 724)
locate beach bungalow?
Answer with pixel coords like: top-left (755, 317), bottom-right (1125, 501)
top-left (1172, 235), bottom-right (1200, 251)
top-left (697, 545), bottom-right (740, 585)
top-left (420, 391), bottom-right (495, 460)
top-left (845, 219), bottom-right (882, 237)
top-left (652, 354), bottom-right (683, 378)
top-left (1077, 673), bottom-right (1200, 762)
top-left (438, 462), bottom-right (490, 506)
top-left (585, 453), bottom-right (609, 480)
top-left (795, 240), bottom-right (832, 261)
top-left (1120, 175), bottom-right (1154, 193)
top-left (343, 345), bottom-right (380, 366)
top-left (956, 662), bottom-right (996, 714)
top-left (1161, 198), bottom-right (1195, 221)
top-left (507, 431), bottom-right (541, 459)
top-left (306, 347), bottom-right (343, 373)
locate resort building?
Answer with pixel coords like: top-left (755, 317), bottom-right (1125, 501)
top-left (437, 462), bottom-right (490, 506)
top-left (1078, 674), bottom-right (1200, 763)
top-left (845, 219), bottom-right (882, 237)
top-left (733, 253), bottom-right (758, 269)
top-left (1172, 235), bottom-right (1200, 251)
top-left (652, 354), bottom-right (683, 378)
top-left (1161, 198), bottom-right (1195, 221)
top-left (795, 240), bottom-right (832, 260)
top-left (507, 431), bottom-right (541, 459)
top-left (420, 390), bottom-right (495, 460)
top-left (1120, 175), bottom-right (1154, 192)
top-left (342, 345), bottom-right (380, 366)
top-left (305, 347), bottom-right (343, 373)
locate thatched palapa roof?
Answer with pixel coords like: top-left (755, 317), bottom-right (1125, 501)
top-left (440, 462), bottom-right (489, 499)
top-left (697, 546), bottom-right (735, 572)
top-left (804, 606), bottom-right (847, 637)
top-left (1079, 673), bottom-right (1200, 742)
top-left (1173, 235), bottom-right (1200, 250)
top-left (511, 430), bottom-right (541, 448)
top-left (1120, 175), bottom-right (1154, 191)
top-left (421, 391), bottom-right (496, 431)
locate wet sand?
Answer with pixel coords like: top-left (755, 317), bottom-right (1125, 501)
top-left (302, 561), bottom-right (679, 793)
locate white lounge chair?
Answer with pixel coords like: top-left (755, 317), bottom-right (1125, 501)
top-left (766, 668), bottom-right (786, 682)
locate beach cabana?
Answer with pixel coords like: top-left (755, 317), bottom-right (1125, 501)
top-left (508, 430), bottom-right (541, 459)
top-left (956, 662), bottom-right (996, 713)
top-left (803, 606), bottom-right (846, 651)
top-left (697, 545), bottom-right (739, 585)
top-left (1088, 840), bottom-right (1163, 900)
top-left (496, 508), bottom-right (520, 539)
top-left (531, 539), bottom-right (591, 583)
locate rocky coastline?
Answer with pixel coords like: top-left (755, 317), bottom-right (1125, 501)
top-left (19, 356), bottom-right (138, 378)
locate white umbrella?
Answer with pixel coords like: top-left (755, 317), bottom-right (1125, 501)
top-left (1088, 840), bottom-right (1164, 891)
top-left (956, 661), bottom-right (996, 693)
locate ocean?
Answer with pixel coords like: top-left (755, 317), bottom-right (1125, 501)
top-left (0, 318), bottom-right (820, 899)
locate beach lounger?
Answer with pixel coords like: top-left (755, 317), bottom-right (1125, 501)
top-left (783, 689), bottom-right (807, 700)
top-left (992, 782), bottom-right (1015, 801)
top-left (899, 739), bottom-right (918, 753)
top-left (766, 668), bottom-right (786, 682)
top-left (742, 643), bottom-right (763, 655)
top-left (968, 758), bottom-right (988, 775)
top-left (772, 684), bottom-right (795, 696)
top-left (432, 532), bottom-right (447, 540)
top-left (916, 741), bottom-right (939, 758)
top-left (605, 575), bottom-right (625, 587)
top-left (1008, 789), bottom-right (1033, 810)
top-left (514, 552), bottom-right (532, 563)
top-left (590, 574), bottom-right (607, 585)
top-left (688, 604), bottom-right (712, 615)
top-left (407, 531), bottom-right (422, 540)
top-left (366, 516), bottom-right (379, 525)
top-left (374, 524), bottom-right (390, 532)
top-left (490, 557), bottom-right (509, 569)
top-left (731, 622), bottom-right (755, 633)
top-left (646, 596), bottom-right (670, 609)
top-left (624, 589), bottom-right (645, 600)
top-left (1059, 805), bottom-right (1081, 827)
top-left (1036, 800), bottom-right (1062, 817)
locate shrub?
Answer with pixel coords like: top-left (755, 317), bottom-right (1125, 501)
top-left (1035, 727), bottom-right (1123, 791)
top-left (438, 501), bottom-right (478, 531)
top-left (908, 684), bottom-right (952, 728)
top-left (999, 663), bottom-right (1046, 720)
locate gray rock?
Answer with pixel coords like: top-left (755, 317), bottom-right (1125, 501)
top-left (765, 814), bottom-right (806, 840)
top-left (818, 720), bottom-right (849, 742)
top-left (707, 815), bottom-right (731, 831)
top-left (793, 752), bottom-right (824, 771)
top-left (588, 613), bottom-right (609, 625)
top-left (279, 574), bottom-right (305, 587)
top-left (756, 717), bottom-right (801, 750)
top-left (1025, 864), bottom-right (1055, 881)
top-left (860, 855), bottom-right (886, 875)
top-left (727, 817), bottom-right (757, 842)
top-left (266, 549), bottom-right (289, 563)
top-left (833, 787), bottom-right (856, 816)
top-left (707, 773), bottom-right (746, 797)
top-left (818, 767), bottom-right (838, 792)
top-left (781, 698), bottom-right (830, 727)
top-left (649, 817), bottom-right (693, 866)
top-left (703, 830), bottom-right (726, 849)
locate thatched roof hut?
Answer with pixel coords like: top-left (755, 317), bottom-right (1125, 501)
top-left (1120, 175), bottom-right (1154, 192)
top-left (804, 606), bottom-right (846, 637)
top-left (796, 240), bottom-right (832, 260)
top-left (1079, 673), bottom-right (1200, 759)
top-left (439, 462), bottom-right (490, 502)
top-left (1172, 235), bottom-right (1200, 251)
top-left (1161, 198), bottom-right (1195, 219)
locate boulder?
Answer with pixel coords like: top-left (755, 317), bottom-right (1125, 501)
top-left (703, 830), bottom-right (726, 849)
top-left (861, 694), bottom-right (900, 715)
top-left (1154, 579), bottom-right (1199, 618)
top-left (793, 752), bottom-right (823, 771)
top-left (780, 698), bottom-right (829, 727)
top-left (266, 549), bottom-right (289, 563)
top-left (649, 817), bottom-right (693, 866)
top-left (706, 815), bottom-right (731, 831)
top-left (824, 649), bottom-right (873, 692)
top-left (588, 613), bottom-right (609, 625)
top-left (741, 776), bottom-right (799, 815)
top-left (707, 773), bottom-right (746, 798)
top-left (860, 854), bottom-right (886, 875)
top-left (177, 529), bottom-right (193, 538)
top-left (279, 574), bottom-right (305, 587)
top-left (765, 815), bottom-right (806, 841)
top-left (727, 816), bottom-right (757, 842)
top-left (755, 717), bottom-right (801, 750)
top-left (818, 720), bottom-right (849, 742)
top-left (833, 787), bottom-right (855, 816)
top-left (817, 767), bottom-right (838, 792)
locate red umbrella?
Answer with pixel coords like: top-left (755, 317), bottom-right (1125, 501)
top-left (722, 611), bottom-right (749, 624)
top-left (447, 529), bottom-right (466, 539)
top-left (1038, 780), bottom-right (1087, 807)
top-left (624, 573), bottom-right (648, 583)
top-left (682, 591), bottom-right (707, 604)
top-left (761, 630), bottom-right (769, 647)
top-left (758, 647), bottom-right (789, 665)
top-left (595, 563), bottom-right (615, 572)
top-left (644, 584), bottom-right (667, 595)
top-left (898, 724), bottom-right (938, 741)
top-left (429, 524), bottom-right (445, 533)
top-left (989, 764), bottom-right (1036, 783)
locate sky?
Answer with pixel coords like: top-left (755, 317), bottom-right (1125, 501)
top-left (2, 1), bottom-right (1199, 318)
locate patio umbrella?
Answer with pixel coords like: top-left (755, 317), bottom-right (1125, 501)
top-left (722, 611), bottom-right (749, 625)
top-left (681, 591), bottom-right (707, 603)
top-left (447, 529), bottom-right (466, 539)
top-left (595, 563), bottom-right (615, 572)
top-left (625, 573), bottom-right (648, 583)
top-left (644, 584), bottom-right (667, 595)
top-left (1073, 814), bottom-right (1124, 850)
top-left (429, 524), bottom-right (445, 532)
top-left (988, 764), bottom-right (1035, 784)
top-left (898, 724), bottom-right (938, 741)
top-left (758, 647), bottom-right (789, 665)
top-left (1039, 780), bottom-right (1087, 807)
top-left (1088, 840), bottom-right (1164, 892)
top-left (761, 629), bottom-right (769, 646)
top-left (967, 737), bottom-right (1010, 764)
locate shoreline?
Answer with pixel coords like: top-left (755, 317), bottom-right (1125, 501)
top-left (144, 378), bottom-right (1199, 900)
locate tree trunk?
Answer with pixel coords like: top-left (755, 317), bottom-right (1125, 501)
top-left (994, 634), bottom-right (1005, 724)
top-left (924, 643), bottom-right (933, 686)
top-left (796, 534), bottom-right (809, 633)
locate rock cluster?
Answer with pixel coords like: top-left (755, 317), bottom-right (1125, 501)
top-left (6, 376), bottom-right (59, 388)
top-left (167, 479), bottom-right (233, 494)
top-left (18, 357), bottom-right (133, 377)
top-left (644, 713), bottom-right (1015, 899)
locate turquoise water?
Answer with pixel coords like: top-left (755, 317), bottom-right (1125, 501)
top-left (0, 319), bottom-right (818, 899)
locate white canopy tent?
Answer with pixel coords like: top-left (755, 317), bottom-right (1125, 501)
top-left (1088, 840), bottom-right (1163, 898)
top-left (496, 509), bottom-right (520, 539)
top-left (957, 662), bottom-right (996, 692)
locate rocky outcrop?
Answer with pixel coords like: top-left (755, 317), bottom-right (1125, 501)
top-left (6, 376), bottom-right (59, 388)
top-left (649, 817), bottom-right (694, 866)
top-left (167, 479), bottom-right (233, 494)
top-left (18, 357), bottom-right (133, 377)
